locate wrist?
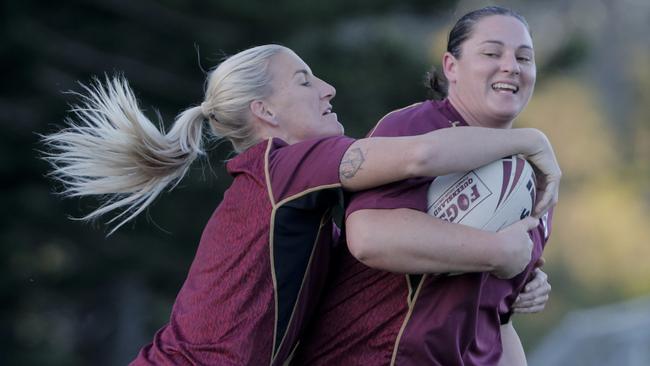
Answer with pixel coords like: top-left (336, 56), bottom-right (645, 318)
top-left (480, 231), bottom-right (505, 272)
top-left (522, 128), bottom-right (546, 157)
top-left (410, 133), bottom-right (441, 178)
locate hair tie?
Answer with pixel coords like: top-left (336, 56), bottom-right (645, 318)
top-left (200, 101), bottom-right (210, 118)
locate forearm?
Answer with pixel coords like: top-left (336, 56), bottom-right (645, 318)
top-left (338, 136), bottom-right (418, 191)
top-left (411, 127), bottom-right (546, 177)
top-left (346, 208), bottom-right (502, 273)
top-left (339, 127), bottom-right (546, 191)
top-left (498, 322), bottom-right (528, 366)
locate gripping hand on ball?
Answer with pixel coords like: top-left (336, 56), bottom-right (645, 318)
top-left (492, 217), bottom-right (538, 279)
top-left (522, 130), bottom-right (561, 218)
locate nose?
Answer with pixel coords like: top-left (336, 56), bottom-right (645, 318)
top-left (501, 53), bottom-right (521, 75)
top-left (318, 77), bottom-right (336, 100)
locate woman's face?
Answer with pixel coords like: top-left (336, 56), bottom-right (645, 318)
top-left (264, 50), bottom-right (344, 144)
top-left (445, 15), bottom-right (536, 128)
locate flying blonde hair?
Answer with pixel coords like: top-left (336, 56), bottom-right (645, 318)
top-left (42, 44), bottom-right (288, 234)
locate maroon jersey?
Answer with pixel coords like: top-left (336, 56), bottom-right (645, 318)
top-left (293, 100), bottom-right (553, 366)
top-left (130, 136), bottom-right (354, 366)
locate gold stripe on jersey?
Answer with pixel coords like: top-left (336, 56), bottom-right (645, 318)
top-left (390, 274), bottom-right (428, 366)
top-left (264, 139), bottom-right (277, 206)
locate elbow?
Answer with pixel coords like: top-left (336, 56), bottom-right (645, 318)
top-left (346, 214), bottom-right (380, 266)
top-left (346, 223), bottom-right (373, 264)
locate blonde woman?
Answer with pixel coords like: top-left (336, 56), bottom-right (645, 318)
top-left (43, 44), bottom-right (559, 365)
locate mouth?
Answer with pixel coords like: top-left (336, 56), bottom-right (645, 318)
top-left (491, 82), bottom-right (519, 94)
top-left (322, 106), bottom-right (333, 116)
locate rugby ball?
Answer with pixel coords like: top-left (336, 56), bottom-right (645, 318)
top-left (427, 156), bottom-right (536, 232)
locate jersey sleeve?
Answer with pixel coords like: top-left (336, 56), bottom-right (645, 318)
top-left (266, 136), bottom-right (355, 204)
top-left (345, 178), bottom-right (432, 217)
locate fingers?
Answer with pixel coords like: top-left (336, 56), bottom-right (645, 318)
top-left (515, 285), bottom-right (550, 304)
top-left (499, 216), bottom-right (537, 233)
top-left (522, 268), bottom-right (549, 295)
top-left (522, 216), bottom-right (539, 231)
top-left (533, 180), bottom-right (557, 217)
top-left (526, 269), bottom-right (547, 290)
top-left (513, 289), bottom-right (549, 311)
top-left (513, 303), bottom-right (547, 313)
top-left (533, 191), bottom-right (550, 217)
top-left (516, 286), bottom-right (548, 305)
top-left (533, 182), bottom-right (550, 217)
top-left (513, 291), bottom-right (549, 311)
top-left (513, 268), bottom-right (551, 313)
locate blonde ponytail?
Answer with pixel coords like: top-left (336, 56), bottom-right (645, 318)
top-left (44, 44), bottom-right (291, 233)
top-left (42, 76), bottom-right (206, 234)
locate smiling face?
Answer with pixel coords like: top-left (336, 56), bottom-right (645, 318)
top-left (444, 15), bottom-right (536, 128)
top-left (261, 50), bottom-right (344, 144)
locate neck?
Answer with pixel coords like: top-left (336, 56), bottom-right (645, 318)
top-left (447, 93), bottom-right (514, 129)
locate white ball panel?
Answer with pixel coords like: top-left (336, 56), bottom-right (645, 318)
top-left (427, 156), bottom-right (535, 232)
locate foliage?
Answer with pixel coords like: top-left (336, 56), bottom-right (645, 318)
top-left (3, 0), bottom-right (649, 364)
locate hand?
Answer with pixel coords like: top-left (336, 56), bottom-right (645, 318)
top-left (513, 266), bottom-right (551, 313)
top-left (523, 130), bottom-right (561, 217)
top-left (491, 217), bottom-right (538, 279)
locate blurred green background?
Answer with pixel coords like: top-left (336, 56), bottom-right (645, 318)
top-left (3, 0), bottom-right (649, 365)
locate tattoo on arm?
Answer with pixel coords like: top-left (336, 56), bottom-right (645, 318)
top-left (340, 147), bottom-right (366, 180)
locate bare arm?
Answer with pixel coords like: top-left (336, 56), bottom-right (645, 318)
top-left (347, 208), bottom-right (539, 278)
top-left (338, 127), bottom-right (560, 216)
top-left (498, 322), bottom-right (528, 366)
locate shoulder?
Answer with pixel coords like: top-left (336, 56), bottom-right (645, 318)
top-left (369, 100), bottom-right (449, 137)
top-left (268, 135), bottom-right (354, 159)
top-left (225, 140), bottom-right (269, 179)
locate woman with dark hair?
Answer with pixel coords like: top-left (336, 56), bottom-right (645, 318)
top-left (294, 6), bottom-right (553, 366)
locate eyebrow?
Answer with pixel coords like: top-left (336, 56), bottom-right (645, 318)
top-left (480, 40), bottom-right (533, 51)
top-left (294, 69), bottom-right (311, 77)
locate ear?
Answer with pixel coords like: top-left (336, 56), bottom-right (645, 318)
top-left (442, 52), bottom-right (458, 84)
top-left (250, 100), bottom-right (278, 126)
